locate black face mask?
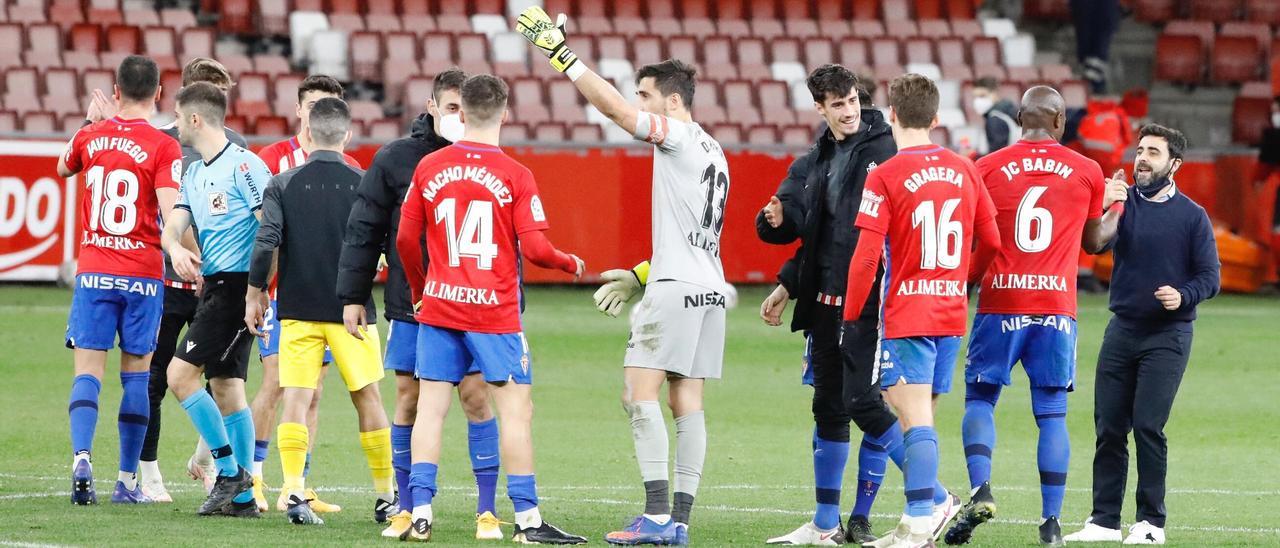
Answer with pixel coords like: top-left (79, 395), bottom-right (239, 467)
top-left (1137, 176), bottom-right (1173, 199)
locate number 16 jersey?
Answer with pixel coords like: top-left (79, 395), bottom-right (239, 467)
top-left (64, 116), bottom-right (183, 279)
top-left (401, 141), bottom-right (548, 334)
top-left (632, 114), bottom-right (729, 293)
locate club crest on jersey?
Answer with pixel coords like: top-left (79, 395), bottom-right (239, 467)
top-left (859, 189), bottom-right (885, 218)
top-left (208, 191), bottom-right (228, 215)
top-left (867, 161), bottom-right (878, 172)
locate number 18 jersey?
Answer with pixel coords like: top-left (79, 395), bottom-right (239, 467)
top-left (64, 116), bottom-right (183, 279)
top-left (401, 141), bottom-right (548, 334)
top-left (855, 144), bottom-right (995, 339)
top-left (974, 140), bottom-right (1104, 318)
top-left (632, 114), bottom-right (729, 293)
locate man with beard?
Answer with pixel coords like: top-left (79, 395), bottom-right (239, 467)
top-left (1063, 124), bottom-right (1220, 546)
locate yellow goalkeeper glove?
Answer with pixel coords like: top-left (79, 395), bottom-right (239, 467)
top-left (515, 6), bottom-right (580, 73)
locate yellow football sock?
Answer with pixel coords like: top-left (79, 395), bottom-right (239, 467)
top-left (277, 422), bottom-right (309, 497)
top-left (359, 427), bottom-right (394, 497)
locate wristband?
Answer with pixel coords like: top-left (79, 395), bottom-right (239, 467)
top-left (631, 260), bottom-right (650, 285)
top-left (565, 61), bottom-right (587, 82)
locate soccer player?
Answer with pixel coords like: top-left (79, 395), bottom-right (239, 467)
top-left (517, 7), bottom-right (729, 545)
top-left (249, 74), bottom-right (356, 514)
top-left (138, 57), bottom-right (251, 502)
top-left (160, 81), bottom-right (271, 516)
top-left (395, 74), bottom-right (586, 544)
top-left (57, 54), bottom-right (183, 505)
top-left (338, 68), bottom-right (508, 540)
top-left (244, 98), bottom-right (394, 526)
top-left (942, 86), bottom-right (1114, 547)
top-left (840, 74), bottom-right (1000, 548)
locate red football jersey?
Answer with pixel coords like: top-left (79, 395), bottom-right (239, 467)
top-left (258, 136), bottom-right (361, 296)
top-left (975, 139), bottom-right (1105, 317)
top-left (401, 141), bottom-right (549, 334)
top-left (855, 144), bottom-right (995, 339)
top-left (65, 116), bottom-right (183, 279)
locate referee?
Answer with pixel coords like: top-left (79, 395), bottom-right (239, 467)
top-left (1065, 124), bottom-right (1220, 545)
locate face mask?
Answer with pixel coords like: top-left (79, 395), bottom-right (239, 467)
top-left (1272, 113), bottom-right (1280, 128)
top-left (438, 113), bottom-right (464, 143)
top-left (1135, 163), bottom-right (1174, 198)
top-left (972, 96), bottom-right (994, 114)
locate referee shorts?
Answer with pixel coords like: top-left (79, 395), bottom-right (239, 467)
top-left (173, 272), bottom-right (254, 380)
top-left (279, 319), bottom-right (384, 391)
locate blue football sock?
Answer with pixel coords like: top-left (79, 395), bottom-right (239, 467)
top-left (852, 433), bottom-right (889, 520)
top-left (877, 420), bottom-right (949, 506)
top-left (117, 372), bottom-right (149, 475)
top-left (507, 474), bottom-right (538, 513)
top-left (180, 391), bottom-right (236, 477)
top-left (468, 419), bottom-right (500, 515)
top-left (303, 452), bottom-right (311, 478)
top-left (223, 408), bottom-right (255, 503)
top-left (409, 462), bottom-right (438, 509)
top-left (391, 424), bottom-right (413, 511)
top-left (902, 426), bottom-right (938, 518)
top-left (69, 374), bottom-right (102, 456)
top-left (812, 430), bottom-right (849, 530)
top-left (963, 382), bottom-right (1001, 489)
top-left (1032, 387), bottom-right (1070, 519)
top-left (254, 439), bottom-right (269, 464)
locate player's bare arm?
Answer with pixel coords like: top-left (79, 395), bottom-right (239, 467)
top-left (161, 208), bottom-right (200, 281)
top-left (515, 6), bottom-right (640, 135)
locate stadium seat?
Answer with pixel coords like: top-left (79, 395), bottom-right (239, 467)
top-left (1246, 0), bottom-right (1280, 24)
top-left (349, 32), bottom-right (382, 82)
top-left (550, 104), bottom-right (586, 124)
top-left (0, 111), bottom-right (15, 133)
top-left (633, 35), bottom-right (663, 67)
top-left (403, 15), bottom-right (440, 37)
top-left (501, 122), bottom-right (530, 142)
top-left (702, 37), bottom-right (736, 80)
top-left (253, 54), bottom-right (291, 78)
top-left (950, 19), bottom-right (983, 40)
top-left (696, 104), bottom-right (728, 125)
top-left (914, 0), bottom-right (944, 19)
top-left (838, 38), bottom-right (869, 69)
top-left (219, 0), bottom-right (254, 35)
top-left (69, 24), bottom-right (102, 54)
top-left (271, 73), bottom-right (304, 117)
top-left (492, 33), bottom-right (531, 76)
top-left (710, 123), bottom-right (742, 145)
top-left (647, 18), bottom-right (684, 38)
top-left (682, 18), bottom-right (716, 36)
top-left (161, 8), bottom-right (198, 33)
top-left (723, 80), bottom-right (762, 125)
top-left (917, 19), bottom-right (951, 36)
top-left (309, 30), bottom-right (349, 80)
top-left (223, 114), bottom-right (247, 135)
top-left (981, 18), bottom-right (1017, 40)
top-left (105, 25), bottom-right (140, 54)
top-left (570, 123), bottom-right (603, 142)
top-left (365, 13), bottom-right (401, 33)
top-left (1221, 22), bottom-right (1272, 59)
top-left (123, 9), bottom-right (160, 27)
top-left (771, 62), bottom-right (806, 85)
top-left (785, 19), bottom-right (820, 39)
top-left (597, 34), bottom-right (628, 61)
top-left (575, 16), bottom-right (613, 35)
top-left (421, 32), bottom-right (453, 70)
top-left (0, 24), bottom-right (25, 70)
top-left (401, 0), bottom-right (431, 15)
top-left (159, 69), bottom-right (181, 114)
top-left (751, 19), bottom-right (785, 40)
top-left (850, 20), bottom-right (885, 38)
top-left (254, 115), bottom-right (289, 137)
top-left (716, 20), bottom-right (751, 39)
top-left (382, 32), bottom-right (419, 103)
top-left (718, 0), bottom-right (747, 20)
top-left (4, 68), bottom-right (41, 115)
top-left (694, 80), bottom-right (721, 110)
top-left (668, 36), bottom-right (697, 66)
top-left (547, 80), bottom-right (579, 108)
top-left (142, 27), bottom-right (177, 71)
top-left (289, 11), bottom-right (330, 64)
top-left (941, 63), bottom-right (973, 81)
top-left (882, 0), bottom-right (910, 21)
top-left (819, 20), bottom-right (852, 38)
top-left (904, 37), bottom-right (934, 64)
top-left (49, 0), bottom-right (86, 30)
top-left (41, 68), bottom-right (79, 116)
top-left (181, 27), bottom-right (215, 60)
top-left (1039, 63), bottom-right (1074, 83)
top-left (1232, 93), bottom-right (1271, 144)
top-left (804, 38), bottom-right (835, 67)
top-left (368, 118), bottom-right (401, 141)
top-left (759, 81), bottom-right (793, 126)
top-left (1212, 35), bottom-right (1262, 84)
top-left (970, 37), bottom-right (1001, 68)
top-left (1164, 20), bottom-right (1215, 55)
top-left (86, 0), bottom-right (122, 26)
top-left (789, 80), bottom-right (811, 109)
top-left (515, 103), bottom-right (550, 125)
top-left (511, 77), bottom-right (545, 107)
top-left (470, 14), bottom-right (507, 39)
top-left (1189, 0), bottom-right (1243, 22)
top-left (348, 99), bottom-right (383, 126)
top-left (780, 124), bottom-right (812, 147)
top-left (1002, 34), bottom-right (1036, 66)
top-left (906, 62), bottom-right (941, 82)
top-left (1060, 80), bottom-right (1087, 109)
top-left (736, 38), bottom-right (771, 80)
top-left (1006, 66), bottom-right (1038, 85)
top-left (870, 37), bottom-right (901, 68)
top-left (1153, 34), bottom-right (1204, 83)
top-left (20, 111), bottom-right (55, 133)
top-left (771, 38), bottom-right (801, 64)
top-left (401, 76), bottom-right (433, 119)
top-left (219, 54), bottom-right (253, 77)
top-left (330, 0), bottom-right (360, 14)
top-left (328, 13), bottom-right (364, 34)
top-left (746, 124), bottom-right (778, 146)
top-left (233, 72), bottom-right (271, 121)
top-left (936, 78), bottom-right (960, 109)
top-left (886, 20), bottom-right (918, 37)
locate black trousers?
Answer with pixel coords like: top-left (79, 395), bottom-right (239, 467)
top-left (140, 286), bottom-right (199, 462)
top-left (1090, 317), bottom-right (1192, 529)
top-left (809, 302), bottom-right (897, 442)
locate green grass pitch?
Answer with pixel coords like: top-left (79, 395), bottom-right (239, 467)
top-left (0, 285), bottom-right (1276, 546)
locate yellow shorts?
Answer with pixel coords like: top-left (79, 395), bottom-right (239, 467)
top-left (279, 319), bottom-right (384, 391)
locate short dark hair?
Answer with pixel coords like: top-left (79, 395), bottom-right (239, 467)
top-left (433, 68), bottom-right (467, 101)
top-left (635, 59), bottom-right (697, 109)
top-left (888, 73), bottom-right (940, 130)
top-left (460, 74), bottom-right (508, 126)
top-left (181, 58), bottom-right (233, 89)
top-left (806, 64), bottom-right (859, 104)
top-left (307, 97), bottom-right (350, 147)
top-left (974, 76), bottom-right (999, 91)
top-left (297, 74), bottom-right (344, 103)
top-left (1138, 123), bottom-right (1188, 160)
top-left (117, 55), bottom-right (160, 103)
top-left (176, 81), bottom-right (227, 125)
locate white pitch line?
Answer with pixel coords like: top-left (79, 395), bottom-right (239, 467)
top-left (0, 541), bottom-right (75, 548)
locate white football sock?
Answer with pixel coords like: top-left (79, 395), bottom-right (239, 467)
top-left (118, 471), bottom-right (137, 491)
top-left (138, 460), bottom-right (161, 483)
top-left (412, 503), bottom-right (433, 524)
top-left (251, 460), bottom-right (263, 477)
top-left (515, 507), bottom-right (543, 529)
top-left (644, 514), bottom-right (671, 524)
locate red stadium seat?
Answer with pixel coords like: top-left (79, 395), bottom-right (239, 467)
top-left (646, 18), bottom-right (683, 37)
top-left (4, 68), bottom-right (41, 115)
top-left (42, 69), bottom-right (80, 116)
top-left (218, 0), bottom-right (253, 35)
top-left (819, 20), bottom-right (852, 38)
top-left (457, 33), bottom-right (491, 71)
top-left (693, 80), bottom-right (721, 110)
top-left (159, 69), bottom-right (181, 114)
top-left (682, 18), bottom-right (716, 36)
top-left (716, 20), bottom-right (751, 39)
top-left (21, 112), bottom-right (56, 133)
top-left (349, 32), bottom-right (382, 82)
top-left (510, 77), bottom-right (545, 107)
top-left (785, 19), bottom-right (820, 39)
top-left (771, 38), bottom-right (801, 64)
top-left (1006, 65), bottom-right (1038, 85)
top-left (233, 73), bottom-right (271, 120)
top-left (0, 24), bottom-right (24, 69)
top-left (611, 16), bottom-right (648, 37)
top-left (223, 115), bottom-right (248, 135)
top-left (696, 104), bottom-right (727, 125)
top-left (422, 33), bottom-right (453, 64)
top-left (759, 81), bottom-right (792, 125)
top-left (257, 0), bottom-right (288, 36)
top-left (400, 0), bottom-right (430, 15)
top-left (569, 123), bottom-right (603, 142)
top-left (401, 76), bottom-right (433, 119)
top-left (851, 20), bottom-right (885, 37)
top-left (746, 124), bottom-right (778, 145)
top-left (330, 0), bottom-right (360, 14)
top-left (1163, 20), bottom-right (1214, 55)
top-left (1153, 34), bottom-right (1204, 83)
top-left (69, 24), bottom-right (102, 54)
top-left (935, 37), bottom-right (966, 67)
top-left (736, 38), bottom-right (771, 80)
top-left (105, 24), bottom-right (140, 54)
top-left (904, 37), bottom-right (934, 64)
top-left (368, 119), bottom-right (401, 141)
top-left (838, 38), bottom-right (870, 69)
top-left (50, 113), bottom-right (78, 134)
top-left (633, 35), bottom-right (663, 67)
top-left (254, 115), bottom-right (289, 137)
top-left (929, 126), bottom-right (950, 147)
top-left (1246, 0), bottom-right (1280, 24)
top-left (473, 0), bottom-right (503, 14)
top-left (550, 104), bottom-right (586, 124)
top-left (1039, 63), bottom-right (1074, 83)
top-left (348, 100), bottom-right (383, 126)
top-left (548, 79), bottom-right (580, 107)
top-left (1059, 80), bottom-right (1087, 109)
top-left (142, 27), bottom-right (177, 71)
top-left (1233, 94), bottom-right (1271, 144)
top-left (382, 32), bottom-right (419, 100)
top-left (0, 111), bottom-right (15, 133)
top-left (710, 123), bottom-right (742, 145)
top-left (751, 19), bottom-right (785, 40)
top-left (914, 0), bottom-right (944, 20)
top-left (515, 103), bottom-right (550, 125)
top-left (401, 15), bottom-right (436, 38)
top-left (272, 73), bottom-right (304, 117)
top-left (668, 36), bottom-right (697, 65)
top-left (703, 37), bottom-right (736, 80)
top-left (870, 37), bottom-right (901, 68)
top-left (160, 8), bottom-right (197, 33)
top-left (1212, 35), bottom-right (1262, 84)
top-left (328, 13), bottom-right (364, 34)
top-left (882, 0), bottom-right (911, 21)
top-left (917, 19), bottom-right (951, 36)
top-left (718, 0), bottom-right (747, 20)
top-left (723, 80), bottom-right (761, 124)
top-left (597, 34), bottom-right (628, 60)
top-left (218, 53), bottom-right (253, 77)
top-left (181, 27), bottom-right (214, 60)
top-left (365, 13), bottom-right (401, 33)
top-left (253, 54), bottom-right (291, 78)
top-left (684, 0), bottom-right (713, 19)
top-left (941, 63), bottom-right (973, 81)
top-left (781, 124), bottom-right (812, 146)
top-left (886, 20), bottom-right (918, 37)
top-left (804, 38), bottom-right (835, 67)
top-left (87, 0), bottom-right (123, 25)
top-left (1221, 22), bottom-right (1272, 58)
top-left (970, 37), bottom-right (1001, 68)
top-left (852, 0), bottom-right (880, 19)
top-left (501, 122), bottom-right (529, 142)
top-left (1189, 0), bottom-right (1243, 22)
top-left (816, 0), bottom-right (846, 19)
top-left (366, 0), bottom-right (396, 15)
top-left (49, 1), bottom-right (86, 30)
top-left (614, 0), bottom-right (641, 18)
top-left (944, 0), bottom-right (975, 19)
top-left (949, 19), bottom-right (983, 40)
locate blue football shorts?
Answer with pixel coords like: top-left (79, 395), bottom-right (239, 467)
top-left (876, 335), bottom-right (962, 394)
top-left (65, 273), bottom-right (164, 356)
top-left (966, 313), bottom-right (1077, 389)
top-left (415, 324), bottom-right (529, 385)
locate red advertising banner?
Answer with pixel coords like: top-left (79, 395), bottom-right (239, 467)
top-left (0, 141), bottom-right (76, 281)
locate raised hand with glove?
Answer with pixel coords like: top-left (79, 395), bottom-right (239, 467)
top-left (515, 6), bottom-right (584, 78)
top-left (592, 260), bottom-right (650, 317)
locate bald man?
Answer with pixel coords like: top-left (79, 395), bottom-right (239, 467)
top-left (943, 86), bottom-right (1124, 547)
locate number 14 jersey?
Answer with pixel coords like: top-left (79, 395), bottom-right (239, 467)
top-left (64, 116), bottom-right (183, 279)
top-left (632, 114), bottom-right (729, 293)
top-left (974, 139), bottom-right (1104, 318)
top-left (402, 141), bottom-right (548, 334)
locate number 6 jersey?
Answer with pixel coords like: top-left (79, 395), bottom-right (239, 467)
top-left (64, 116), bottom-right (183, 279)
top-left (632, 113), bottom-right (729, 293)
top-left (854, 144), bottom-right (996, 339)
top-left (401, 141), bottom-right (550, 334)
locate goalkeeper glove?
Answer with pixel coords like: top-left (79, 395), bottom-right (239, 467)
top-left (592, 261), bottom-right (649, 317)
top-left (515, 6), bottom-right (580, 74)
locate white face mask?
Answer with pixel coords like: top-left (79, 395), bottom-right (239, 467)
top-left (972, 96), bottom-right (994, 114)
top-left (1272, 112), bottom-right (1280, 128)
top-left (438, 113), bottom-right (465, 143)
